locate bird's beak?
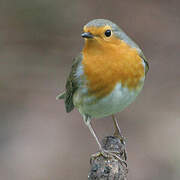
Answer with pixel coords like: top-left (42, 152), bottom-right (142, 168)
top-left (81, 32), bottom-right (93, 39)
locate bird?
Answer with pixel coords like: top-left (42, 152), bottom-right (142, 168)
top-left (57, 19), bottom-right (149, 159)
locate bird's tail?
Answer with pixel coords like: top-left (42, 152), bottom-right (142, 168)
top-left (56, 91), bottom-right (66, 100)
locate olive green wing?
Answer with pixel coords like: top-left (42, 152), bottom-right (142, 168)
top-left (139, 51), bottom-right (149, 76)
top-left (56, 53), bottom-right (82, 113)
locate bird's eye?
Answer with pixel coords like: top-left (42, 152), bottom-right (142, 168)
top-left (104, 29), bottom-right (111, 37)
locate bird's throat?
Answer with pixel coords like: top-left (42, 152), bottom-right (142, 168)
top-left (82, 40), bottom-right (145, 98)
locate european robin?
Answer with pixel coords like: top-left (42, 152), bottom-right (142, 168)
top-left (57, 19), bottom-right (149, 158)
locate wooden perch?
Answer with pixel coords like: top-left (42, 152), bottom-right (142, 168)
top-left (88, 136), bottom-right (128, 180)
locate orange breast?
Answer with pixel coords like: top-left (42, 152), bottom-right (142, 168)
top-left (82, 39), bottom-right (145, 98)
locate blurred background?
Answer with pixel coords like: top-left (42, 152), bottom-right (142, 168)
top-left (0, 0), bottom-right (180, 179)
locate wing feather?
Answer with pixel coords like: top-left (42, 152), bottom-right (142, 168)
top-left (64, 54), bottom-right (82, 112)
top-left (139, 52), bottom-right (149, 75)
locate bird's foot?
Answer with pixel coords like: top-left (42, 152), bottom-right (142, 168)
top-left (91, 149), bottom-right (127, 167)
top-left (114, 133), bottom-right (126, 145)
top-left (113, 134), bottom-right (128, 161)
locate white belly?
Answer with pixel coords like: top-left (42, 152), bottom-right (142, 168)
top-left (73, 82), bottom-right (144, 118)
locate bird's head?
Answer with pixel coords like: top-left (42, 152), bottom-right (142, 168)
top-left (82, 19), bottom-right (122, 46)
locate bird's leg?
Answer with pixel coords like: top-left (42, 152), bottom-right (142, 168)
top-left (83, 115), bottom-right (126, 163)
top-left (112, 114), bottom-right (124, 139)
top-left (112, 114), bottom-right (127, 160)
top-left (83, 116), bottom-right (102, 150)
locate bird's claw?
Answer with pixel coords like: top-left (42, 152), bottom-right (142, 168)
top-left (90, 149), bottom-right (127, 167)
